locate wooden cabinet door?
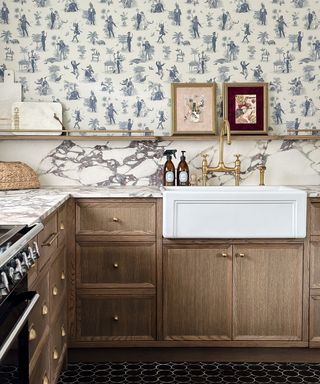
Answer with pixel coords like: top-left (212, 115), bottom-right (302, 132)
top-left (163, 244), bottom-right (232, 341)
top-left (233, 243), bottom-right (303, 341)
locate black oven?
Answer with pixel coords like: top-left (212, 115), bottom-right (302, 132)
top-left (0, 223), bottom-right (43, 384)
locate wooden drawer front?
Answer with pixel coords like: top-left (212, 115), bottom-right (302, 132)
top-left (38, 213), bottom-right (58, 271)
top-left (310, 242), bottom-right (320, 288)
top-left (49, 248), bottom-right (66, 315)
top-left (310, 294), bottom-right (320, 343)
top-left (76, 201), bottom-right (156, 236)
top-left (310, 202), bottom-right (320, 236)
top-left (77, 295), bottom-right (156, 341)
top-left (77, 242), bottom-right (156, 287)
top-left (50, 305), bottom-right (67, 381)
top-left (29, 274), bottom-right (49, 361)
top-left (29, 336), bottom-right (50, 384)
top-left (58, 203), bottom-right (67, 248)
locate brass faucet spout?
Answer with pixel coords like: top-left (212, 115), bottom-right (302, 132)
top-left (201, 119), bottom-right (241, 186)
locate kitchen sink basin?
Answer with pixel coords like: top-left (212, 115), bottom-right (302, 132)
top-left (162, 186), bottom-right (307, 239)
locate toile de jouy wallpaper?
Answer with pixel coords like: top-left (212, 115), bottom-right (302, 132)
top-left (0, 0), bottom-right (319, 187)
top-left (0, 0), bottom-right (320, 135)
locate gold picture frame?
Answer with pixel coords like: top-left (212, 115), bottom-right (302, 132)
top-left (171, 83), bottom-right (216, 135)
top-left (223, 82), bottom-right (268, 135)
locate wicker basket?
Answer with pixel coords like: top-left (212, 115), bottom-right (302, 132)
top-left (0, 161), bottom-right (40, 191)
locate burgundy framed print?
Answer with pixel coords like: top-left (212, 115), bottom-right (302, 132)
top-left (223, 82), bottom-right (268, 134)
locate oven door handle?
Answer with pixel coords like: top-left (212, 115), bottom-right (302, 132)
top-left (0, 292), bottom-right (40, 361)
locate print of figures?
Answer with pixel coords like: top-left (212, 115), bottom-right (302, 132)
top-left (1, 2), bottom-right (9, 24)
top-left (235, 95), bottom-right (257, 124)
top-left (0, 0), bottom-right (320, 136)
top-left (184, 96), bottom-right (204, 123)
top-left (87, 3), bottom-right (96, 25)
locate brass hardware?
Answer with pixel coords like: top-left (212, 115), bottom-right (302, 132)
top-left (259, 165), bottom-right (266, 186)
top-left (60, 222), bottom-right (65, 230)
top-left (221, 253), bottom-right (228, 258)
top-left (52, 286), bottom-right (58, 296)
top-left (61, 271), bottom-right (65, 280)
top-left (61, 325), bottom-right (66, 337)
top-left (43, 374), bottom-right (49, 384)
top-left (112, 217), bottom-right (119, 222)
top-left (53, 348), bottom-right (59, 360)
top-left (113, 263), bottom-right (119, 269)
top-left (42, 232), bottom-right (58, 247)
top-left (237, 253), bottom-right (245, 258)
top-left (202, 119), bottom-right (241, 186)
top-left (42, 303), bottom-right (48, 316)
top-left (29, 327), bottom-right (37, 341)
top-left (113, 315), bottom-right (119, 321)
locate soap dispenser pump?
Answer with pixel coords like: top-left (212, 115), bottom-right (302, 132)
top-left (177, 151), bottom-right (189, 186)
top-left (163, 149), bottom-right (177, 186)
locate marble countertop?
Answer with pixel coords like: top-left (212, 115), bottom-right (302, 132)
top-left (0, 186), bottom-right (162, 226)
top-left (0, 185), bottom-right (319, 226)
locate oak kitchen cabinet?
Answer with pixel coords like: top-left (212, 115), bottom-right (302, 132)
top-left (163, 240), bottom-right (307, 347)
top-left (309, 199), bottom-right (320, 347)
top-left (28, 202), bottom-right (68, 384)
top-left (70, 199), bottom-right (161, 346)
top-left (66, 197), bottom-right (316, 349)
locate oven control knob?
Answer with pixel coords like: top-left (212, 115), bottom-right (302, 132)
top-left (13, 259), bottom-right (23, 282)
top-left (0, 272), bottom-right (9, 296)
top-left (32, 242), bottom-right (40, 259)
top-left (7, 266), bottom-right (15, 284)
top-left (19, 252), bottom-right (30, 273)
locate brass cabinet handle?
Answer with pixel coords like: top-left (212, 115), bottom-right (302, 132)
top-left (42, 303), bottom-right (48, 316)
top-left (42, 232), bottom-right (58, 247)
top-left (113, 315), bottom-right (119, 321)
top-left (52, 286), bottom-right (58, 296)
top-left (113, 263), bottom-right (119, 269)
top-left (112, 217), bottom-right (119, 222)
top-left (43, 374), bottom-right (49, 384)
top-left (53, 348), bottom-right (59, 360)
top-left (29, 327), bottom-right (37, 341)
top-left (220, 253), bottom-right (228, 258)
top-left (60, 222), bottom-right (65, 230)
top-left (61, 271), bottom-right (65, 280)
top-left (61, 325), bottom-right (66, 337)
top-left (237, 253), bottom-right (245, 258)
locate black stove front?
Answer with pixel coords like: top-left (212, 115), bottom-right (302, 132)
top-left (0, 223), bottom-right (43, 384)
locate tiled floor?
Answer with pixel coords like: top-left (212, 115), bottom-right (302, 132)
top-left (57, 362), bottom-right (320, 383)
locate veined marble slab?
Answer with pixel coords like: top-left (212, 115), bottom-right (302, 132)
top-left (0, 185), bottom-right (319, 226)
top-left (0, 186), bottom-right (162, 226)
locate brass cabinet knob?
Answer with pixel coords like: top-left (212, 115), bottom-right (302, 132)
top-left (60, 222), bottom-right (65, 230)
top-left (52, 286), bottom-right (58, 296)
top-left (43, 374), bottom-right (49, 384)
top-left (221, 253), bottom-right (228, 258)
top-left (112, 217), bottom-right (119, 222)
top-left (61, 271), bottom-right (65, 280)
top-left (42, 303), bottom-right (48, 316)
top-left (53, 348), bottom-right (59, 360)
top-left (61, 325), bottom-right (66, 337)
top-left (113, 315), bottom-right (119, 321)
top-left (113, 263), bottom-right (119, 269)
top-left (29, 327), bottom-right (37, 341)
top-left (237, 253), bottom-right (245, 258)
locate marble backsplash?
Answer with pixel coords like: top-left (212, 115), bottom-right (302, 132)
top-left (0, 139), bottom-right (319, 187)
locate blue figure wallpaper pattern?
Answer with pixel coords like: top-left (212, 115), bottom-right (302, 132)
top-left (0, 0), bottom-right (320, 136)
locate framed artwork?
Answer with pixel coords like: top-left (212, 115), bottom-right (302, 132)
top-left (223, 82), bottom-right (268, 134)
top-left (171, 83), bottom-right (216, 135)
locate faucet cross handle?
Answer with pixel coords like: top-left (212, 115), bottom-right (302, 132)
top-left (202, 154), bottom-right (209, 160)
top-left (234, 154), bottom-right (241, 161)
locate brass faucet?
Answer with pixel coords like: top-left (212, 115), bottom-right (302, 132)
top-left (202, 119), bottom-right (241, 186)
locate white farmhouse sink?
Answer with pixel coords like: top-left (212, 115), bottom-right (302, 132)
top-left (162, 186), bottom-right (307, 239)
